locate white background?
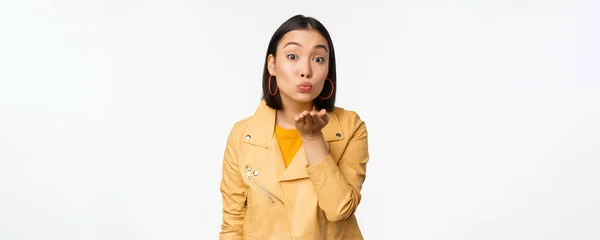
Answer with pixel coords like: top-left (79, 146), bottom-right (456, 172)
top-left (1, 0), bottom-right (599, 239)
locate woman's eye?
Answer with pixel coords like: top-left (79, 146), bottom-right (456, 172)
top-left (287, 54), bottom-right (297, 60)
top-left (314, 57), bottom-right (324, 63)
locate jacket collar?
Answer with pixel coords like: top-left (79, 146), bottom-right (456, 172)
top-left (241, 100), bottom-right (345, 148)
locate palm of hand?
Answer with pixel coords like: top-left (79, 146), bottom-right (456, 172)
top-left (294, 109), bottom-right (330, 138)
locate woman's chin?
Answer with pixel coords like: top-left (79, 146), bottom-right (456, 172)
top-left (290, 93), bottom-right (318, 103)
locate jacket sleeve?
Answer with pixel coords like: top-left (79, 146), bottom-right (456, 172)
top-left (305, 112), bottom-right (369, 222)
top-left (219, 122), bottom-right (246, 239)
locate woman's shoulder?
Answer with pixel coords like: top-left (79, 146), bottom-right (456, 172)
top-left (331, 105), bottom-right (365, 126)
top-left (227, 116), bottom-right (252, 134)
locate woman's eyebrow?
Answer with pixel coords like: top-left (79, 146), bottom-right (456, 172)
top-left (283, 42), bottom-right (302, 48)
top-left (283, 42), bottom-right (329, 52)
top-left (315, 44), bottom-right (328, 52)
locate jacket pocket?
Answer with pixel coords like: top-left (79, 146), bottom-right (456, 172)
top-left (244, 191), bottom-right (249, 209)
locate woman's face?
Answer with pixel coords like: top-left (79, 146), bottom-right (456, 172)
top-left (268, 29), bottom-right (329, 105)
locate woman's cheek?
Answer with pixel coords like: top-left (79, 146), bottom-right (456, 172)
top-left (280, 65), bottom-right (297, 83)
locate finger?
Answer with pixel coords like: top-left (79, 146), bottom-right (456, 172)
top-left (318, 109), bottom-right (326, 117)
top-left (294, 116), bottom-right (300, 128)
top-left (295, 113), bottom-right (306, 126)
top-left (317, 109), bottom-right (329, 123)
top-left (311, 111), bottom-right (324, 125)
top-left (294, 119), bottom-right (303, 130)
top-left (305, 111), bottom-right (315, 125)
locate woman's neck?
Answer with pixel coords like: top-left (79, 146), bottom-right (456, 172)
top-left (276, 100), bottom-right (314, 129)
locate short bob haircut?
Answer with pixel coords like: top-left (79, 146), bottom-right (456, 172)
top-left (261, 14), bottom-right (337, 112)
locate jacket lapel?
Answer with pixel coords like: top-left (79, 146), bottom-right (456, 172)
top-left (321, 108), bottom-right (345, 142)
top-left (241, 100), bottom-right (275, 149)
top-left (240, 101), bottom-right (286, 201)
top-left (279, 145), bottom-right (308, 182)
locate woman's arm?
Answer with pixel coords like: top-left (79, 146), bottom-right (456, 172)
top-left (219, 123), bottom-right (246, 240)
top-left (301, 132), bottom-right (330, 167)
top-left (302, 112), bottom-right (369, 222)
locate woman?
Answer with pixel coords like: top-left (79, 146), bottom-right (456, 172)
top-left (219, 14), bottom-right (369, 240)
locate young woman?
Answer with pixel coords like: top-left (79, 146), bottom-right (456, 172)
top-left (219, 14), bottom-right (369, 240)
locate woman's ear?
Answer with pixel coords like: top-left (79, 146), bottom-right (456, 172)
top-left (267, 54), bottom-right (276, 76)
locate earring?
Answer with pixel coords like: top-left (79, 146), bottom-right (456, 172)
top-left (319, 77), bottom-right (334, 100)
top-left (268, 75), bottom-right (278, 96)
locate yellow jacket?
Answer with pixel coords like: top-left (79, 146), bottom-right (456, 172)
top-left (219, 100), bottom-right (369, 239)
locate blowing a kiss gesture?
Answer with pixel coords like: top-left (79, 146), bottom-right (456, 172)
top-left (294, 109), bottom-right (330, 139)
top-left (294, 109), bottom-right (331, 166)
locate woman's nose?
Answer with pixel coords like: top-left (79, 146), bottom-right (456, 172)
top-left (299, 59), bottom-right (312, 78)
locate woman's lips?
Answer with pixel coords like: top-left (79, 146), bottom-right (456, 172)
top-left (298, 82), bottom-right (312, 92)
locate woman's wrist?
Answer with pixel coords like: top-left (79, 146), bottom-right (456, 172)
top-left (301, 132), bottom-right (324, 141)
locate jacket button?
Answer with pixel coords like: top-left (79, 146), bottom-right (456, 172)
top-left (245, 135), bottom-right (251, 140)
top-left (336, 133), bottom-right (341, 138)
top-left (253, 170), bottom-right (259, 176)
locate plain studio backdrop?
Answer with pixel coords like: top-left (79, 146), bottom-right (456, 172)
top-left (1, 0), bottom-right (599, 239)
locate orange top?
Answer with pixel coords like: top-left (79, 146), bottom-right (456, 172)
top-left (275, 125), bottom-right (303, 168)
